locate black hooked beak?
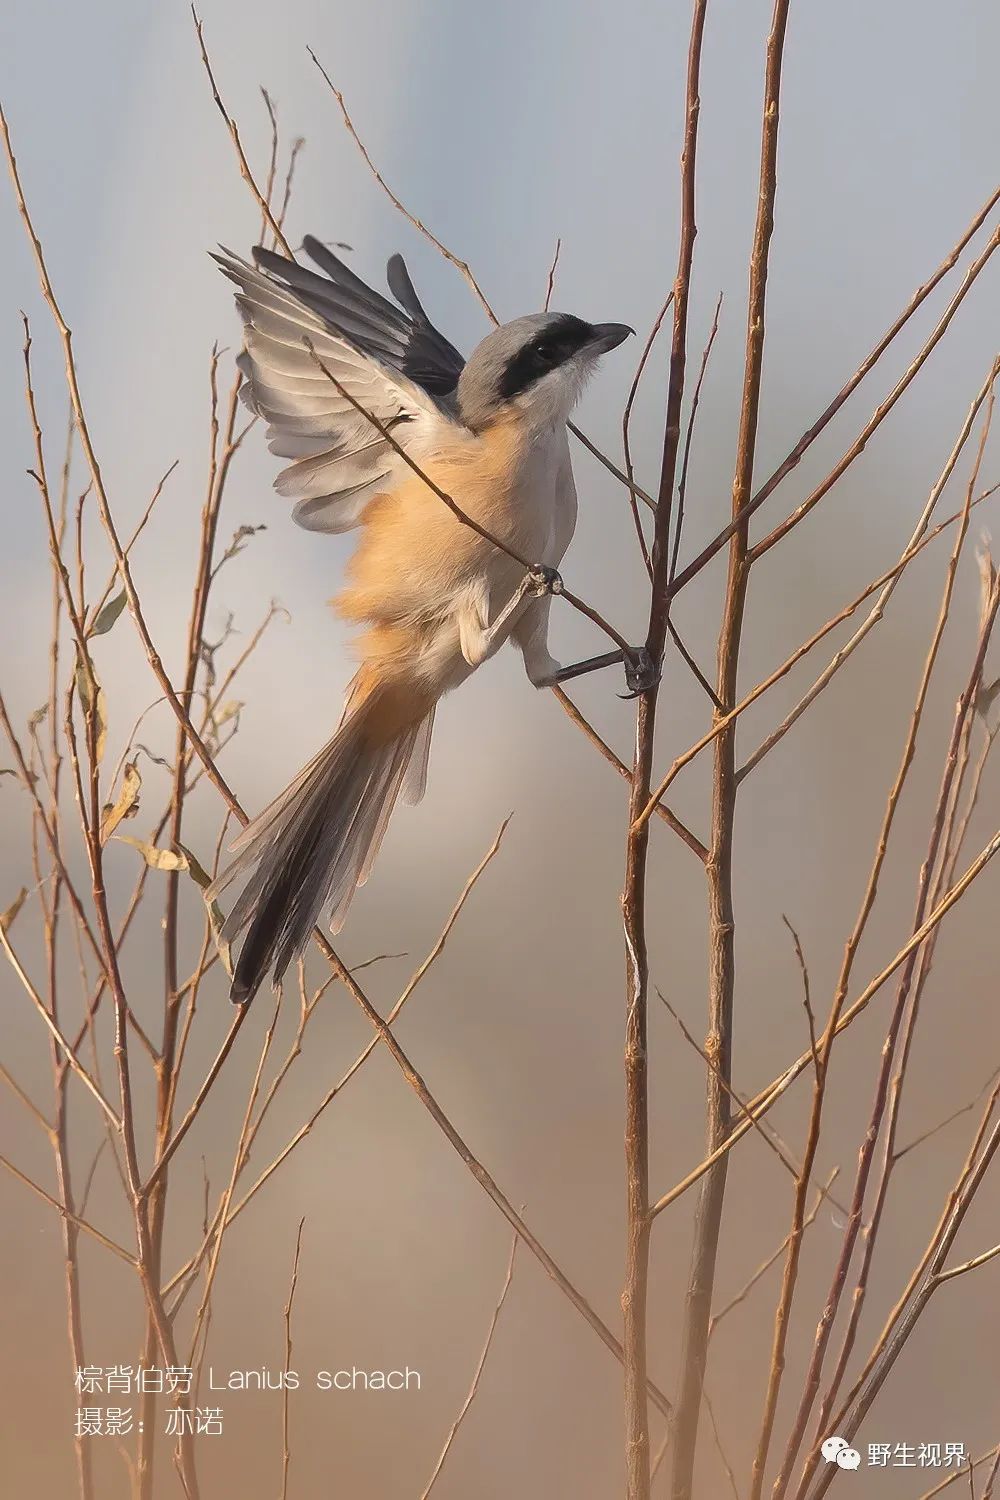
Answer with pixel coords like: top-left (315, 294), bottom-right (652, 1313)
top-left (589, 322), bottom-right (635, 354)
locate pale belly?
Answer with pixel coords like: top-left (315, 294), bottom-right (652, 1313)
top-left (371, 420), bottom-right (578, 699)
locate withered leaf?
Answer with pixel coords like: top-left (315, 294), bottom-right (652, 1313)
top-left (89, 588), bottom-right (127, 638)
top-left (74, 653), bottom-right (108, 764)
top-left (116, 836), bottom-right (188, 872)
top-left (100, 760), bottom-right (142, 844)
top-left (0, 887), bottom-right (28, 933)
top-left (176, 840), bottom-right (234, 978)
top-left (214, 700), bottom-right (243, 729)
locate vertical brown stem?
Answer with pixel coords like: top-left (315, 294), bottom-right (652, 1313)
top-left (136, 362), bottom-right (236, 1500)
top-left (621, 4), bottom-right (708, 1496)
top-left (49, 433), bottom-right (94, 1500)
top-left (670, 5), bottom-right (790, 1496)
top-left (25, 353), bottom-right (94, 1500)
top-left (622, 744), bottom-right (654, 1500)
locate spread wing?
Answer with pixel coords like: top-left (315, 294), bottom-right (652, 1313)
top-left (213, 237), bottom-right (467, 533)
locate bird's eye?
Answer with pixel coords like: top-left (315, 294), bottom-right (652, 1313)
top-left (533, 341), bottom-right (556, 364)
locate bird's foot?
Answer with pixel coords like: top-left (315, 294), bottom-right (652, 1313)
top-left (526, 564), bottom-right (564, 598)
top-left (620, 647), bottom-right (661, 699)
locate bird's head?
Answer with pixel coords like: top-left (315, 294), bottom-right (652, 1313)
top-left (456, 313), bottom-right (633, 433)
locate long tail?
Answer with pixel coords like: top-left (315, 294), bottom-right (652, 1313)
top-left (212, 672), bottom-right (435, 1004)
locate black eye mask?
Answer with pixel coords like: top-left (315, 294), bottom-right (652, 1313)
top-left (498, 315), bottom-right (595, 399)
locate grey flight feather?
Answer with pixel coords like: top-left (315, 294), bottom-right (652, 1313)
top-left (213, 239), bottom-right (465, 534)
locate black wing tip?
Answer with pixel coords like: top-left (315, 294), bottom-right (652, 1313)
top-left (230, 952), bottom-right (266, 1005)
top-left (301, 234), bottom-right (353, 279)
top-left (253, 242), bottom-right (295, 274)
top-left (385, 252), bottom-right (425, 321)
top-left (211, 246), bottom-right (247, 280)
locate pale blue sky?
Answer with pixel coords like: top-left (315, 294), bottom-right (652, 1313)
top-left (3, 1), bottom-right (997, 680)
top-left (3, 0), bottom-right (998, 805)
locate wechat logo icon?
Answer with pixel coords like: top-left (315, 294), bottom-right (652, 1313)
top-left (821, 1436), bottom-right (861, 1470)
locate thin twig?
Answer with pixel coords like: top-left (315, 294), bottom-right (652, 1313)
top-left (0, 923), bottom-right (120, 1125)
top-left (420, 1226), bottom-right (519, 1498)
top-left (656, 990), bottom-right (840, 1208)
top-left (708, 1170), bottom-right (838, 1338)
top-left (623, 291), bottom-right (673, 582)
top-left (704, 1386), bottom-right (741, 1500)
top-left (782, 916), bottom-right (819, 1079)
top-left (552, 688), bottom-right (708, 861)
top-left (0, 1153), bottom-right (135, 1264)
top-left (280, 1218), bottom-right (305, 1500)
top-left (192, 9), bottom-right (293, 256)
top-left (670, 290), bottom-right (722, 585)
top-left (543, 237), bottom-right (561, 311)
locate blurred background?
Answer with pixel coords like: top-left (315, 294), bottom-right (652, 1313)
top-left (1, 0), bottom-right (999, 1494)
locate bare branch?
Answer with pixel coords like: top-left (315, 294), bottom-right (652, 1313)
top-left (280, 1218), bottom-right (306, 1500)
top-left (192, 9), bottom-right (294, 256)
top-left (420, 1226), bottom-right (519, 1498)
top-left (0, 1152), bottom-right (134, 1265)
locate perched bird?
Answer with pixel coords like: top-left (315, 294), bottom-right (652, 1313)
top-left (211, 236), bottom-right (643, 1003)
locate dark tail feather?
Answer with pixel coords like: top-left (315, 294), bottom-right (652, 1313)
top-left (211, 687), bottom-right (427, 1004)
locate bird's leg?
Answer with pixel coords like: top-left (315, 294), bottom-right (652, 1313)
top-left (548, 649), bottom-right (628, 684)
top-left (513, 592), bottom-right (563, 686)
top-left (548, 646), bottom-right (660, 696)
top-left (513, 594), bottom-right (660, 695)
top-left (458, 566), bottom-right (564, 669)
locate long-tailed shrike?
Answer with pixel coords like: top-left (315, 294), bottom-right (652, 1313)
top-left (211, 237), bottom-right (645, 1003)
